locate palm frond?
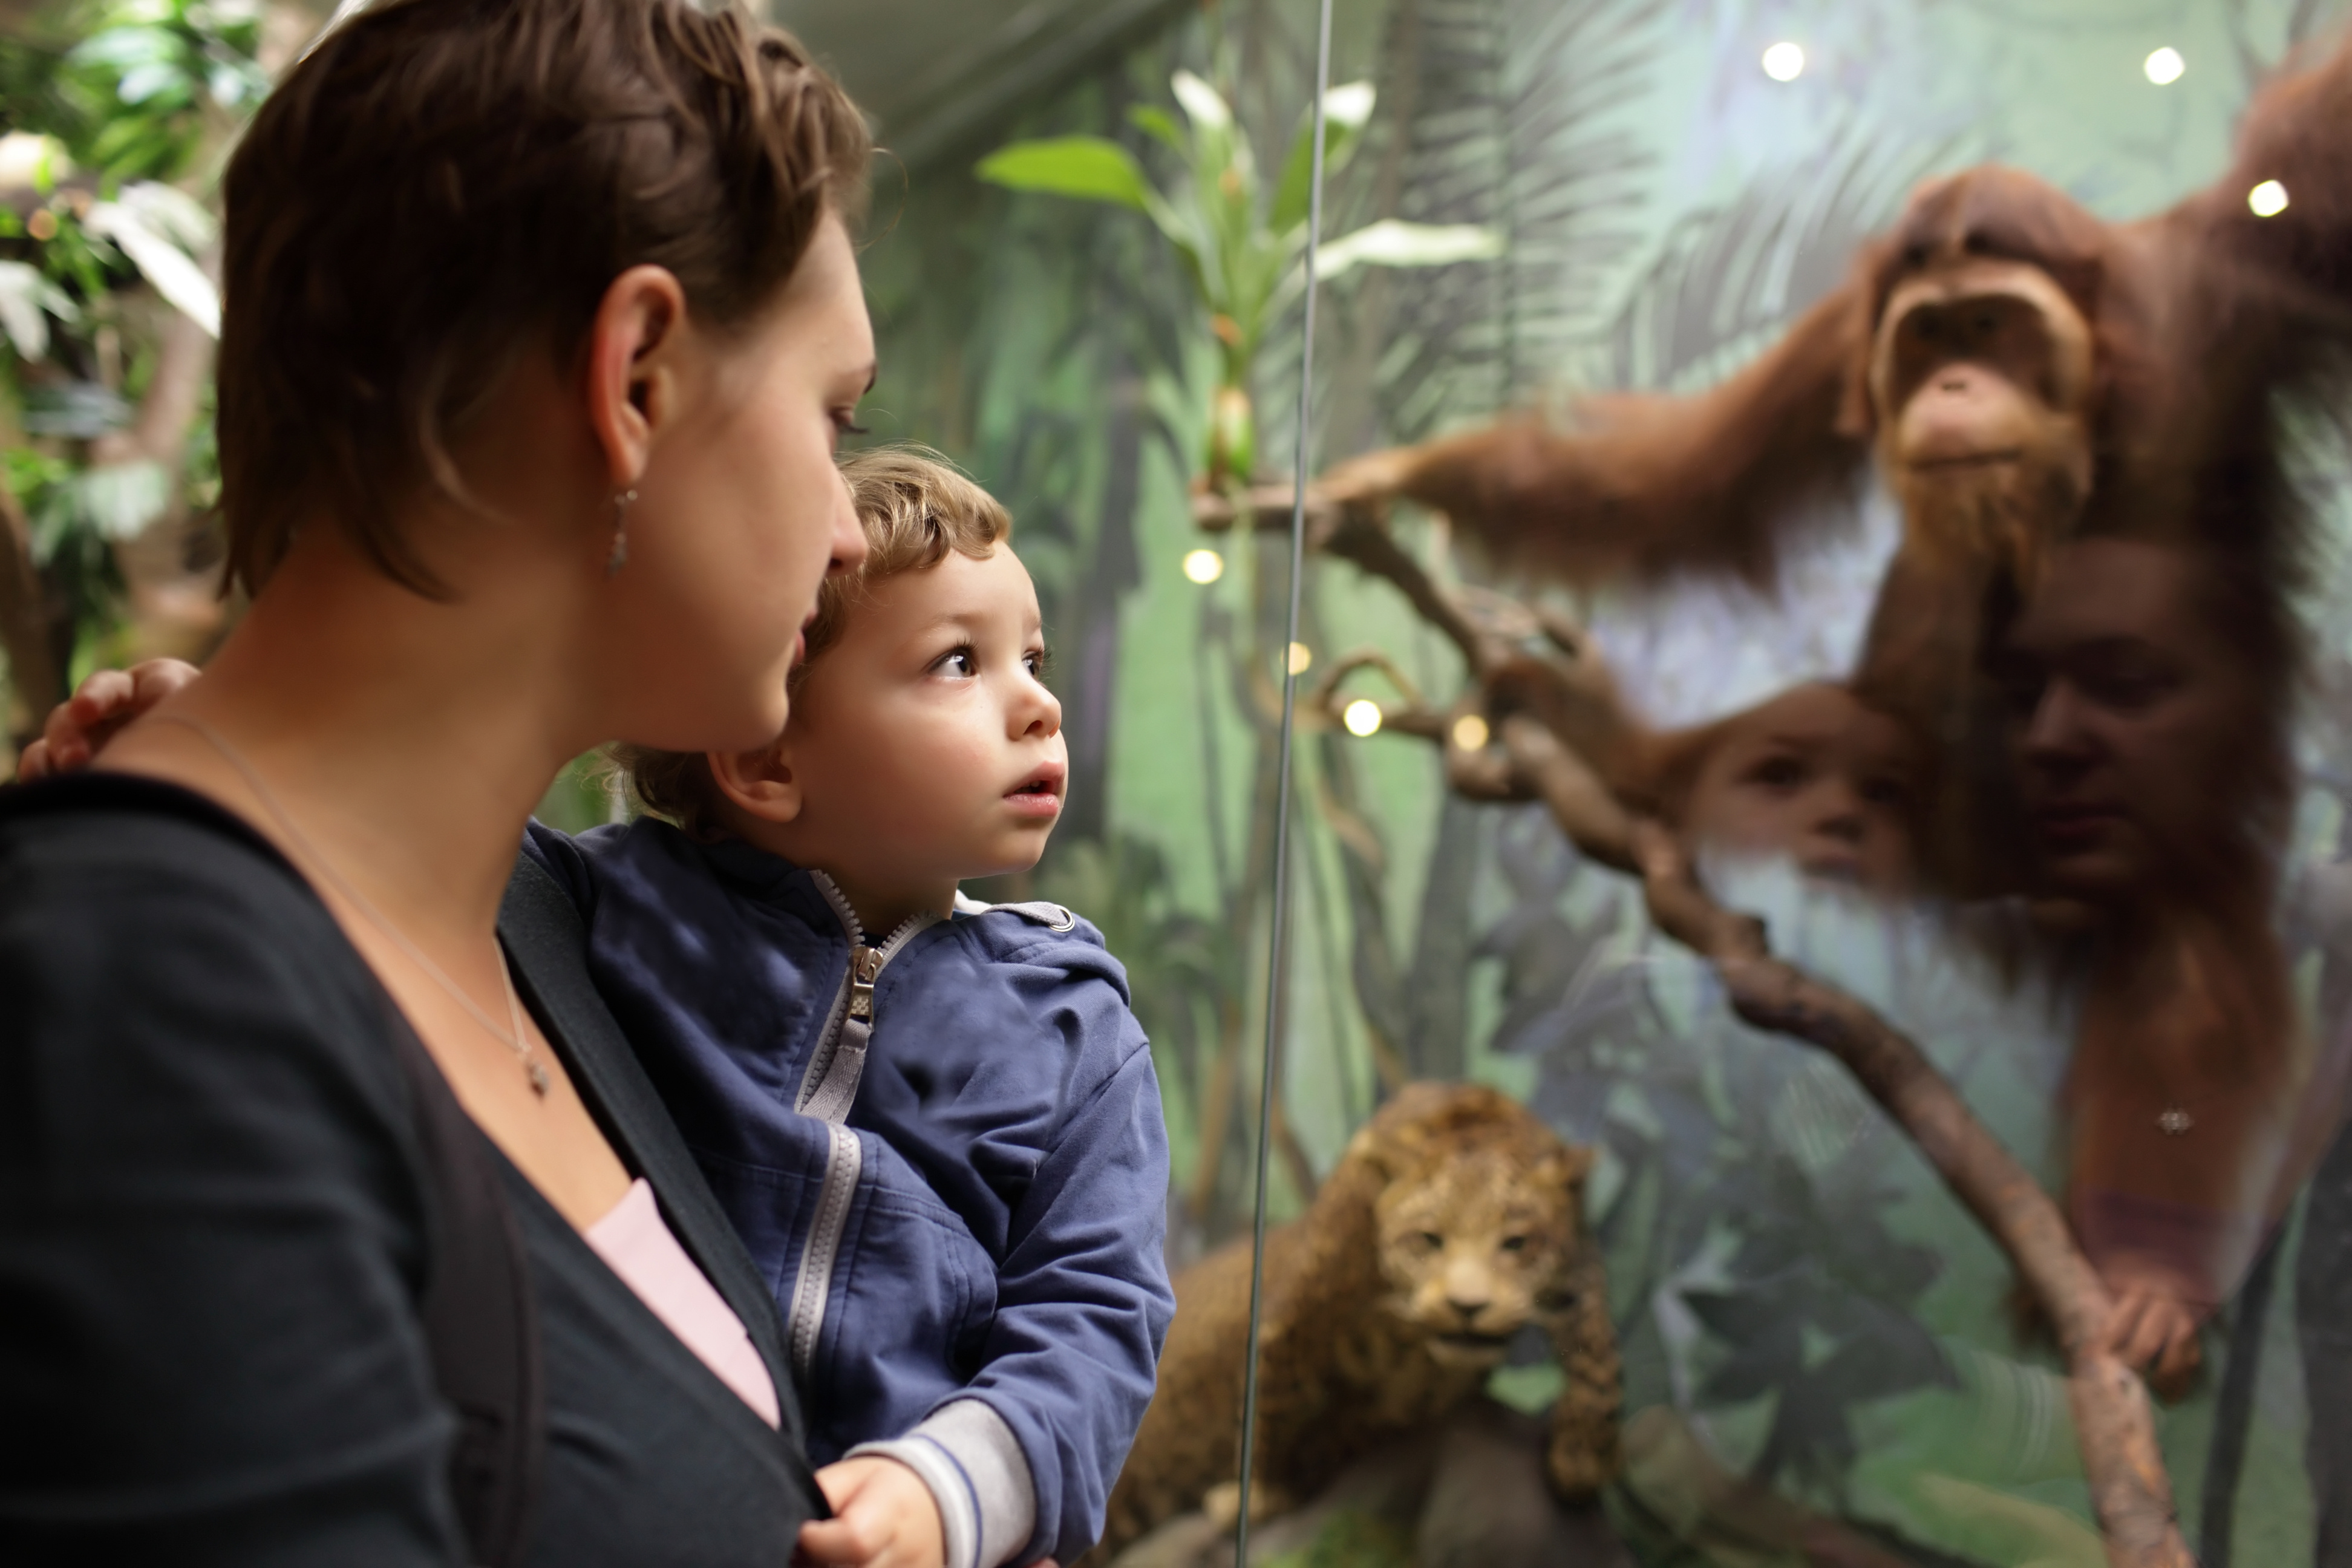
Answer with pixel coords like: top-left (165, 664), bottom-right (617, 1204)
top-left (1604, 126), bottom-right (1955, 394)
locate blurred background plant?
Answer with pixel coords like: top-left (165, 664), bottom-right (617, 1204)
top-left (0, 0), bottom-right (268, 741)
top-left (976, 61), bottom-right (1495, 494)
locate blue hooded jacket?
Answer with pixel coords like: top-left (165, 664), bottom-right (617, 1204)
top-left (523, 818), bottom-right (1172, 1568)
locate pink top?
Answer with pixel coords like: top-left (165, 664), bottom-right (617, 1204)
top-left (585, 1178), bottom-right (780, 1429)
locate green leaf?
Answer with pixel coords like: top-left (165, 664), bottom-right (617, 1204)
top-left (1270, 82), bottom-right (1373, 234)
top-left (1313, 219), bottom-right (1504, 279)
top-left (974, 136), bottom-right (1153, 212)
top-left (1126, 105), bottom-right (1187, 159)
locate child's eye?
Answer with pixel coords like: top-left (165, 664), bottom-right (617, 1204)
top-left (932, 645), bottom-right (977, 678)
top-left (1024, 647), bottom-right (1052, 678)
top-left (1741, 754), bottom-right (1808, 791)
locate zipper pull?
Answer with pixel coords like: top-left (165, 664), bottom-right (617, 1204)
top-left (849, 944), bottom-right (883, 1020)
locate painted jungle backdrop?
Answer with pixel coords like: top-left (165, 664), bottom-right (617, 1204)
top-left (8, 0), bottom-right (2352, 1562)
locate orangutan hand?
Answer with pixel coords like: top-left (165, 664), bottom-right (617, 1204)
top-left (796, 1456), bottom-right (945, 1568)
top-left (16, 658), bottom-right (201, 780)
top-left (2100, 1278), bottom-right (2206, 1402)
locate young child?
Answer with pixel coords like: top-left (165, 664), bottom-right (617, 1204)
top-left (521, 446), bottom-right (1174, 1568)
top-left (25, 447), bottom-right (1171, 1567)
top-left (1638, 681), bottom-right (1922, 897)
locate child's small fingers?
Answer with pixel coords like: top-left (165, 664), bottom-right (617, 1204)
top-left (68, 668), bottom-right (134, 723)
top-left (799, 1514), bottom-right (886, 1566)
top-left (16, 737), bottom-right (52, 782)
top-left (127, 657), bottom-right (201, 708)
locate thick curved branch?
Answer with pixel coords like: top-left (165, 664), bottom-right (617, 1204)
top-left (1313, 520), bottom-right (2190, 1568)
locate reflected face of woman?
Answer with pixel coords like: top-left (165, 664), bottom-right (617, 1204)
top-left (1681, 683), bottom-right (1919, 893)
top-left (1997, 537), bottom-right (2256, 903)
top-left (606, 214), bottom-right (874, 753)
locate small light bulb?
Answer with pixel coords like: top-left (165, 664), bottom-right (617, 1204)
top-left (1342, 699), bottom-right (1383, 737)
top-left (1761, 41), bottom-right (1805, 82)
top-left (2249, 179), bottom-right (2290, 218)
top-left (1181, 547), bottom-right (1224, 584)
top-left (1451, 713), bottom-right (1491, 752)
top-left (1287, 642), bottom-right (1313, 676)
top-left (2144, 47), bottom-right (2185, 85)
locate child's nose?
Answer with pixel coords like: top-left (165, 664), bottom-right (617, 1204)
top-left (1014, 679), bottom-right (1062, 738)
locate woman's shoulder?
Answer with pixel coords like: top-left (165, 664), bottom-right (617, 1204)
top-left (0, 769), bottom-right (423, 1173)
top-left (5, 770), bottom-right (325, 923)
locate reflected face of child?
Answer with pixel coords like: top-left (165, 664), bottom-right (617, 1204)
top-left (776, 545), bottom-right (1066, 913)
top-left (1680, 684), bottom-right (1919, 893)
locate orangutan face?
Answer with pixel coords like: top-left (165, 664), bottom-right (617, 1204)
top-left (1872, 257), bottom-right (2097, 587)
top-left (1680, 684), bottom-right (1919, 893)
top-left (1996, 538), bottom-right (2262, 904)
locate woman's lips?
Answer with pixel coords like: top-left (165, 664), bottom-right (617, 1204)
top-left (2034, 801), bottom-right (2125, 848)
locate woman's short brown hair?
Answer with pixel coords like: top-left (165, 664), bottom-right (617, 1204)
top-left (616, 445), bottom-right (1010, 834)
top-left (215, 0), bottom-right (871, 597)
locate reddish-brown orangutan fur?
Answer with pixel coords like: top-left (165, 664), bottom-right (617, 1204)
top-left (1316, 32), bottom-right (2352, 1399)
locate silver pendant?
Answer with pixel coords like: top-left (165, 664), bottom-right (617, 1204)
top-left (2157, 1106), bottom-right (2193, 1135)
top-left (527, 1060), bottom-right (552, 1098)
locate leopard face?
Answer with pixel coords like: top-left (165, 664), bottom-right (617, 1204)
top-left (1372, 1145), bottom-right (1582, 1370)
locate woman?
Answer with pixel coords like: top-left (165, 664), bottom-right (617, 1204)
top-left (0, 0), bottom-right (884, 1560)
top-left (1996, 532), bottom-right (2339, 1397)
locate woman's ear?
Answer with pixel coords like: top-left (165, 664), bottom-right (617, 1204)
top-left (586, 264), bottom-right (691, 490)
top-left (707, 737), bottom-right (803, 826)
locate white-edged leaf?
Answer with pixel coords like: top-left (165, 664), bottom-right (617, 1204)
top-left (0, 260), bottom-right (79, 361)
top-left (120, 180), bottom-right (218, 250)
top-left (0, 131), bottom-right (70, 192)
top-left (77, 460), bottom-right (172, 541)
top-left (1313, 220), bottom-right (1504, 279)
top-left (1323, 81), bottom-right (1376, 130)
top-left (84, 197), bottom-right (220, 336)
top-left (1171, 71), bottom-right (1231, 131)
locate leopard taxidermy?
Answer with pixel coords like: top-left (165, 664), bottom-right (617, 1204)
top-left (1093, 1082), bottom-right (1621, 1563)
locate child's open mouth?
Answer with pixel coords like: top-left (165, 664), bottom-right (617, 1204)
top-left (1005, 765), bottom-right (1065, 817)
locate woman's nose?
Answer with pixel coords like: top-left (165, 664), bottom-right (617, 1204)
top-left (2024, 680), bottom-right (2089, 759)
top-left (826, 480), bottom-right (866, 576)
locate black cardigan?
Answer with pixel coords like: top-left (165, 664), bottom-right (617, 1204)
top-left (0, 774), bottom-right (822, 1564)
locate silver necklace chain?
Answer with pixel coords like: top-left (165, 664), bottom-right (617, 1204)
top-left (155, 713), bottom-right (551, 1098)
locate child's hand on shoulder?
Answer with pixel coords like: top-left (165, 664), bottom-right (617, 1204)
top-left (797, 1455), bottom-right (945, 1568)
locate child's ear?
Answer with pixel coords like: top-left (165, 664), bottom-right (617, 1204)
top-left (707, 739), bottom-right (803, 826)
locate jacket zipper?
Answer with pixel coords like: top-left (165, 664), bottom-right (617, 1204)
top-left (783, 872), bottom-right (941, 1383)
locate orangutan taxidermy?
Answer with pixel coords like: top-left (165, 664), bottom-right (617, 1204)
top-left (1319, 35), bottom-right (2352, 900)
top-left (1316, 36), bottom-right (2352, 1393)
top-left (1091, 1083), bottom-right (1619, 1564)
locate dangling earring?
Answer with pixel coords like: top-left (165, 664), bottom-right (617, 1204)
top-left (607, 487), bottom-right (637, 577)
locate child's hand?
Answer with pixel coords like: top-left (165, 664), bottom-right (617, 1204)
top-left (797, 1456), bottom-right (946, 1568)
top-left (18, 658), bottom-right (200, 780)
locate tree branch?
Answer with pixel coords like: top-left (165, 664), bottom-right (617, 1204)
top-left (1303, 505), bottom-right (2191, 1568)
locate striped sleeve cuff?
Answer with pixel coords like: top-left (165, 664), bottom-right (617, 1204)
top-left (846, 1399), bottom-right (1037, 1568)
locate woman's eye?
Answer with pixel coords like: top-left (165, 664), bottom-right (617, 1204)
top-left (1417, 1230), bottom-right (1443, 1251)
top-left (1498, 1235), bottom-right (1528, 1253)
top-left (831, 408), bottom-right (870, 439)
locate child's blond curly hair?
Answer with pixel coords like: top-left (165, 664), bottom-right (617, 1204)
top-left (612, 444), bottom-right (1010, 835)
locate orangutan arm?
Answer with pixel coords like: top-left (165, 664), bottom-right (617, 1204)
top-left (1318, 280), bottom-right (1877, 586)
